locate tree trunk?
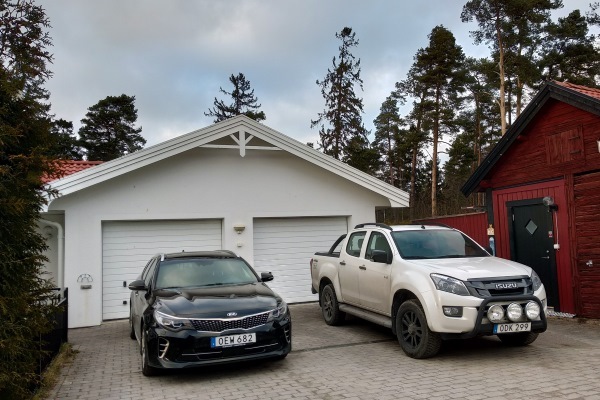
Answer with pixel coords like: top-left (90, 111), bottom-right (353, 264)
top-left (496, 9), bottom-right (507, 136)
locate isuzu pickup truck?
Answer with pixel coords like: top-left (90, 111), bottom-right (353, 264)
top-left (310, 223), bottom-right (548, 358)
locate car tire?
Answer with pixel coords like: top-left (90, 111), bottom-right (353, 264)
top-left (320, 284), bottom-right (345, 326)
top-left (140, 328), bottom-right (157, 376)
top-left (273, 353), bottom-right (288, 361)
top-left (498, 332), bottom-right (539, 346)
top-left (129, 309), bottom-right (136, 340)
top-left (396, 299), bottom-right (441, 359)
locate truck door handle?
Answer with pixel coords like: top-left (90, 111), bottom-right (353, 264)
top-left (359, 265), bottom-right (366, 270)
top-left (339, 261), bottom-right (346, 266)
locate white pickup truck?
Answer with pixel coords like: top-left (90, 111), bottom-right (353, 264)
top-left (310, 223), bottom-right (548, 358)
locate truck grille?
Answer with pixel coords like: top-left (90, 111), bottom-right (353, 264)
top-left (466, 276), bottom-right (533, 298)
top-left (190, 312), bottom-right (270, 332)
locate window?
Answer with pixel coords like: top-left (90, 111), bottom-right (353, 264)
top-left (345, 231), bottom-right (366, 257)
top-left (365, 232), bottom-right (391, 260)
top-left (392, 229), bottom-right (488, 260)
top-left (155, 258), bottom-right (258, 289)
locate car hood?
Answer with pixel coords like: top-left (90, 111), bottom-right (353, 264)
top-left (153, 282), bottom-right (280, 319)
top-left (406, 256), bottom-right (532, 281)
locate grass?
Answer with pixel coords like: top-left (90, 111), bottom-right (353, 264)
top-left (32, 343), bottom-right (78, 400)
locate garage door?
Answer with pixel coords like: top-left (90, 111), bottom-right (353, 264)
top-left (102, 219), bottom-right (222, 320)
top-left (253, 217), bottom-right (347, 303)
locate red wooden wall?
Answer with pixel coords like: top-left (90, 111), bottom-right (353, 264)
top-left (413, 212), bottom-right (489, 248)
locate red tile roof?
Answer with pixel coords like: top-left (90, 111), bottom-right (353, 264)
top-left (43, 160), bottom-right (103, 183)
top-left (553, 80), bottom-right (600, 100)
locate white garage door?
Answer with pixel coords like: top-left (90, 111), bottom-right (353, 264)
top-left (102, 219), bottom-right (222, 320)
top-left (253, 217), bottom-right (347, 303)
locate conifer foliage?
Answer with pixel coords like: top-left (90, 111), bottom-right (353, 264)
top-left (311, 27), bottom-right (371, 166)
top-left (205, 73), bottom-right (266, 123)
top-left (78, 94), bottom-right (146, 161)
top-left (0, 1), bottom-right (60, 398)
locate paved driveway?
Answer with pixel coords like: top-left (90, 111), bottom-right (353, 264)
top-left (49, 303), bottom-right (600, 400)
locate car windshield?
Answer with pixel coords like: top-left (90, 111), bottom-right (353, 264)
top-left (391, 229), bottom-right (489, 260)
top-left (155, 258), bottom-right (259, 289)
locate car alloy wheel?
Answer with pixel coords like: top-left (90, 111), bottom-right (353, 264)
top-left (140, 328), bottom-right (156, 376)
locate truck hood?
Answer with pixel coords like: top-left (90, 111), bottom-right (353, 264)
top-left (152, 282), bottom-right (280, 319)
top-left (406, 256), bottom-right (532, 281)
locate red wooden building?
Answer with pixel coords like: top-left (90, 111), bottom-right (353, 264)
top-left (461, 81), bottom-right (600, 318)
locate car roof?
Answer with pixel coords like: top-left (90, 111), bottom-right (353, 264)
top-left (160, 250), bottom-right (238, 260)
top-left (354, 222), bottom-right (453, 232)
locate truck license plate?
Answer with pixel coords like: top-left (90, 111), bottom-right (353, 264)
top-left (493, 322), bottom-right (531, 334)
top-left (210, 333), bottom-right (256, 348)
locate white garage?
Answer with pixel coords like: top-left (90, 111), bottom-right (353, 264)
top-left (101, 219), bottom-right (222, 320)
top-left (253, 217), bottom-right (347, 303)
top-left (43, 116), bottom-right (409, 328)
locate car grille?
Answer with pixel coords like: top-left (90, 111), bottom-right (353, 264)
top-left (466, 276), bottom-right (533, 298)
top-left (190, 312), bottom-right (270, 332)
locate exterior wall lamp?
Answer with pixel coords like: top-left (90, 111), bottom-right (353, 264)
top-left (233, 224), bottom-right (245, 234)
top-left (543, 196), bottom-right (558, 211)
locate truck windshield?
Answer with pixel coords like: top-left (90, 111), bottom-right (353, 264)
top-left (391, 229), bottom-right (489, 260)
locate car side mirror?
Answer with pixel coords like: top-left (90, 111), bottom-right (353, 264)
top-left (371, 250), bottom-right (392, 264)
top-left (260, 272), bottom-right (274, 282)
top-left (128, 279), bottom-right (147, 291)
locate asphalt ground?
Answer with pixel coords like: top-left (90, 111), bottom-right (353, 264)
top-left (48, 302), bottom-right (600, 400)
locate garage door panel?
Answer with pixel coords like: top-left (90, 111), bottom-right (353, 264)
top-left (254, 217), bottom-right (347, 303)
top-left (102, 219), bottom-right (222, 320)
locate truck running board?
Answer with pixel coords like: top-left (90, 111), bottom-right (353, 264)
top-left (339, 304), bottom-right (393, 329)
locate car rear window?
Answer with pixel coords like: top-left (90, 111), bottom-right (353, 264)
top-left (155, 258), bottom-right (259, 289)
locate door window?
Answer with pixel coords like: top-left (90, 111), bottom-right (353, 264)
top-left (365, 232), bottom-right (391, 260)
top-left (345, 231), bottom-right (366, 257)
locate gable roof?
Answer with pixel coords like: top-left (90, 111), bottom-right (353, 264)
top-left (461, 81), bottom-right (600, 196)
top-left (42, 160), bottom-right (104, 184)
top-left (48, 115), bottom-right (409, 207)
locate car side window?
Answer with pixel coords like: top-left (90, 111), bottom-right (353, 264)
top-left (365, 232), bottom-right (392, 260)
top-left (140, 259), bottom-right (154, 282)
top-left (144, 259), bottom-right (158, 287)
top-left (345, 231), bottom-right (366, 257)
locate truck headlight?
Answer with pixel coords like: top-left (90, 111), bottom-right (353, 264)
top-left (531, 270), bottom-right (543, 291)
top-left (431, 274), bottom-right (470, 296)
top-left (506, 303), bottom-right (523, 322)
top-left (487, 304), bottom-right (505, 322)
top-left (155, 310), bottom-right (194, 331)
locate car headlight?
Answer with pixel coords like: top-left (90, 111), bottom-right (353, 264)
top-left (267, 300), bottom-right (288, 322)
top-left (430, 274), bottom-right (470, 296)
top-left (154, 310), bottom-right (194, 331)
top-left (531, 270), bottom-right (543, 291)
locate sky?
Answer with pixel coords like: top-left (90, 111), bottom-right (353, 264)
top-left (40, 0), bottom-right (594, 150)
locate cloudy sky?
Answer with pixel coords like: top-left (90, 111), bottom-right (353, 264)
top-left (40, 0), bottom-right (593, 149)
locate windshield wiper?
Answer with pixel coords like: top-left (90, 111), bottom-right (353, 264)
top-left (437, 255), bottom-right (464, 259)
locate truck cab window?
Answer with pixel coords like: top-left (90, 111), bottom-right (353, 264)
top-left (346, 231), bottom-right (366, 257)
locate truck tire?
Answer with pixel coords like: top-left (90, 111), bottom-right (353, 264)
top-left (498, 332), bottom-right (539, 346)
top-left (396, 299), bottom-right (441, 359)
top-left (321, 284), bottom-right (345, 326)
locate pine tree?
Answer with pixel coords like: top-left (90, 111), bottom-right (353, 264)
top-left (205, 73), bottom-right (266, 123)
top-left (0, 1), bottom-right (60, 397)
top-left (311, 27), bottom-right (370, 165)
top-left (408, 26), bottom-right (466, 217)
top-left (540, 10), bottom-right (600, 86)
top-left (373, 95), bottom-right (403, 185)
top-left (48, 119), bottom-right (83, 160)
top-left (79, 94), bottom-right (146, 161)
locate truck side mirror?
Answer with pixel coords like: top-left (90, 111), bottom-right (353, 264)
top-left (371, 250), bottom-right (392, 264)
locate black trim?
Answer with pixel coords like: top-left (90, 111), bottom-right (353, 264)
top-left (461, 81), bottom-right (600, 196)
top-left (354, 223), bottom-right (392, 230)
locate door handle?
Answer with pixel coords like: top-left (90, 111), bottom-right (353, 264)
top-left (359, 265), bottom-right (366, 270)
top-left (541, 256), bottom-right (550, 259)
top-left (339, 261), bottom-right (346, 266)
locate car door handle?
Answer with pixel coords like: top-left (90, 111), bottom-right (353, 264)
top-left (359, 265), bottom-right (366, 270)
top-left (339, 261), bottom-right (346, 266)
top-left (541, 256), bottom-right (550, 259)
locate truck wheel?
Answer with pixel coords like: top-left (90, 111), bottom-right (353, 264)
top-left (321, 284), bottom-right (345, 326)
top-left (498, 332), bottom-right (539, 346)
top-left (396, 299), bottom-right (441, 359)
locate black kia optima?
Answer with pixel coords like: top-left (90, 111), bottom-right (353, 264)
top-left (128, 250), bottom-right (291, 376)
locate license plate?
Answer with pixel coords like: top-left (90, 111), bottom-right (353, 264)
top-left (493, 322), bottom-right (531, 334)
top-left (210, 333), bottom-right (256, 348)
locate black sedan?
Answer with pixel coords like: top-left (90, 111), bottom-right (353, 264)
top-left (128, 250), bottom-right (291, 376)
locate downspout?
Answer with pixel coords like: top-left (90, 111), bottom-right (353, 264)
top-left (39, 219), bottom-right (64, 291)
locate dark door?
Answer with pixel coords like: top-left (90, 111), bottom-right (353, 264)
top-left (508, 202), bottom-right (559, 309)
